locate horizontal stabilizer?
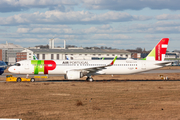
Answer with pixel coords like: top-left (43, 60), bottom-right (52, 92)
top-left (155, 61), bottom-right (172, 66)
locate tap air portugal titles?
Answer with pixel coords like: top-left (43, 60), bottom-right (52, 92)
top-left (9, 38), bottom-right (170, 81)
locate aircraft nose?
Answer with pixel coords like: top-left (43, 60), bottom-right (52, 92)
top-left (8, 66), bottom-right (16, 73)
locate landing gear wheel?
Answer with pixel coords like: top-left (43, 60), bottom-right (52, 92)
top-left (86, 76), bottom-right (94, 82)
top-left (31, 78), bottom-right (35, 82)
top-left (89, 78), bottom-right (94, 82)
top-left (86, 77), bottom-right (89, 81)
top-left (17, 77), bottom-right (21, 82)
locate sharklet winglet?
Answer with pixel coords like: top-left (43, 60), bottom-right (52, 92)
top-left (110, 56), bottom-right (117, 65)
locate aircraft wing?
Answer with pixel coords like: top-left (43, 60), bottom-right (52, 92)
top-left (71, 56), bottom-right (117, 73)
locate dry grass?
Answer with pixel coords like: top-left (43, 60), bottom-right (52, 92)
top-left (1, 81), bottom-right (180, 119)
top-left (76, 100), bottom-right (83, 106)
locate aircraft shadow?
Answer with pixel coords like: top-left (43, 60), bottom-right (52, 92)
top-left (37, 79), bottom-right (180, 82)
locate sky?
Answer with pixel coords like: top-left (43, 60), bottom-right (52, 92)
top-left (0, 0), bottom-right (180, 51)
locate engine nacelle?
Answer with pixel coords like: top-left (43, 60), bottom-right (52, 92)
top-left (64, 71), bottom-right (83, 80)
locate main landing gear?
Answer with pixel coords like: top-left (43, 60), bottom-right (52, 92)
top-left (86, 76), bottom-right (94, 82)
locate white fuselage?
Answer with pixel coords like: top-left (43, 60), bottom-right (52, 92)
top-left (8, 59), bottom-right (166, 75)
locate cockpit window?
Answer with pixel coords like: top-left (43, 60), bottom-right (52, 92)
top-left (14, 63), bottom-right (21, 66)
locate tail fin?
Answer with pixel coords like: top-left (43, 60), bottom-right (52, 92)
top-left (144, 38), bottom-right (169, 61)
top-left (66, 55), bottom-right (69, 60)
top-left (33, 54), bottom-right (38, 60)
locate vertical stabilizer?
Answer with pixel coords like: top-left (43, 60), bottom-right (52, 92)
top-left (33, 54), bottom-right (38, 60)
top-left (144, 38), bottom-right (169, 61)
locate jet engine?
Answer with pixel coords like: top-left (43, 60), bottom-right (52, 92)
top-left (64, 71), bottom-right (84, 80)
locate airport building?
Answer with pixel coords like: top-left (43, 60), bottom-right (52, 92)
top-left (16, 38), bottom-right (131, 61)
top-left (165, 52), bottom-right (178, 59)
top-left (172, 50), bottom-right (180, 58)
top-left (17, 48), bottom-right (131, 61)
top-left (0, 42), bottom-right (24, 65)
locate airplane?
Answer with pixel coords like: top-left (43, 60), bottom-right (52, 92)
top-left (33, 54), bottom-right (38, 60)
top-left (65, 55), bottom-right (70, 60)
top-left (0, 61), bottom-right (7, 75)
top-left (8, 38), bottom-right (170, 82)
